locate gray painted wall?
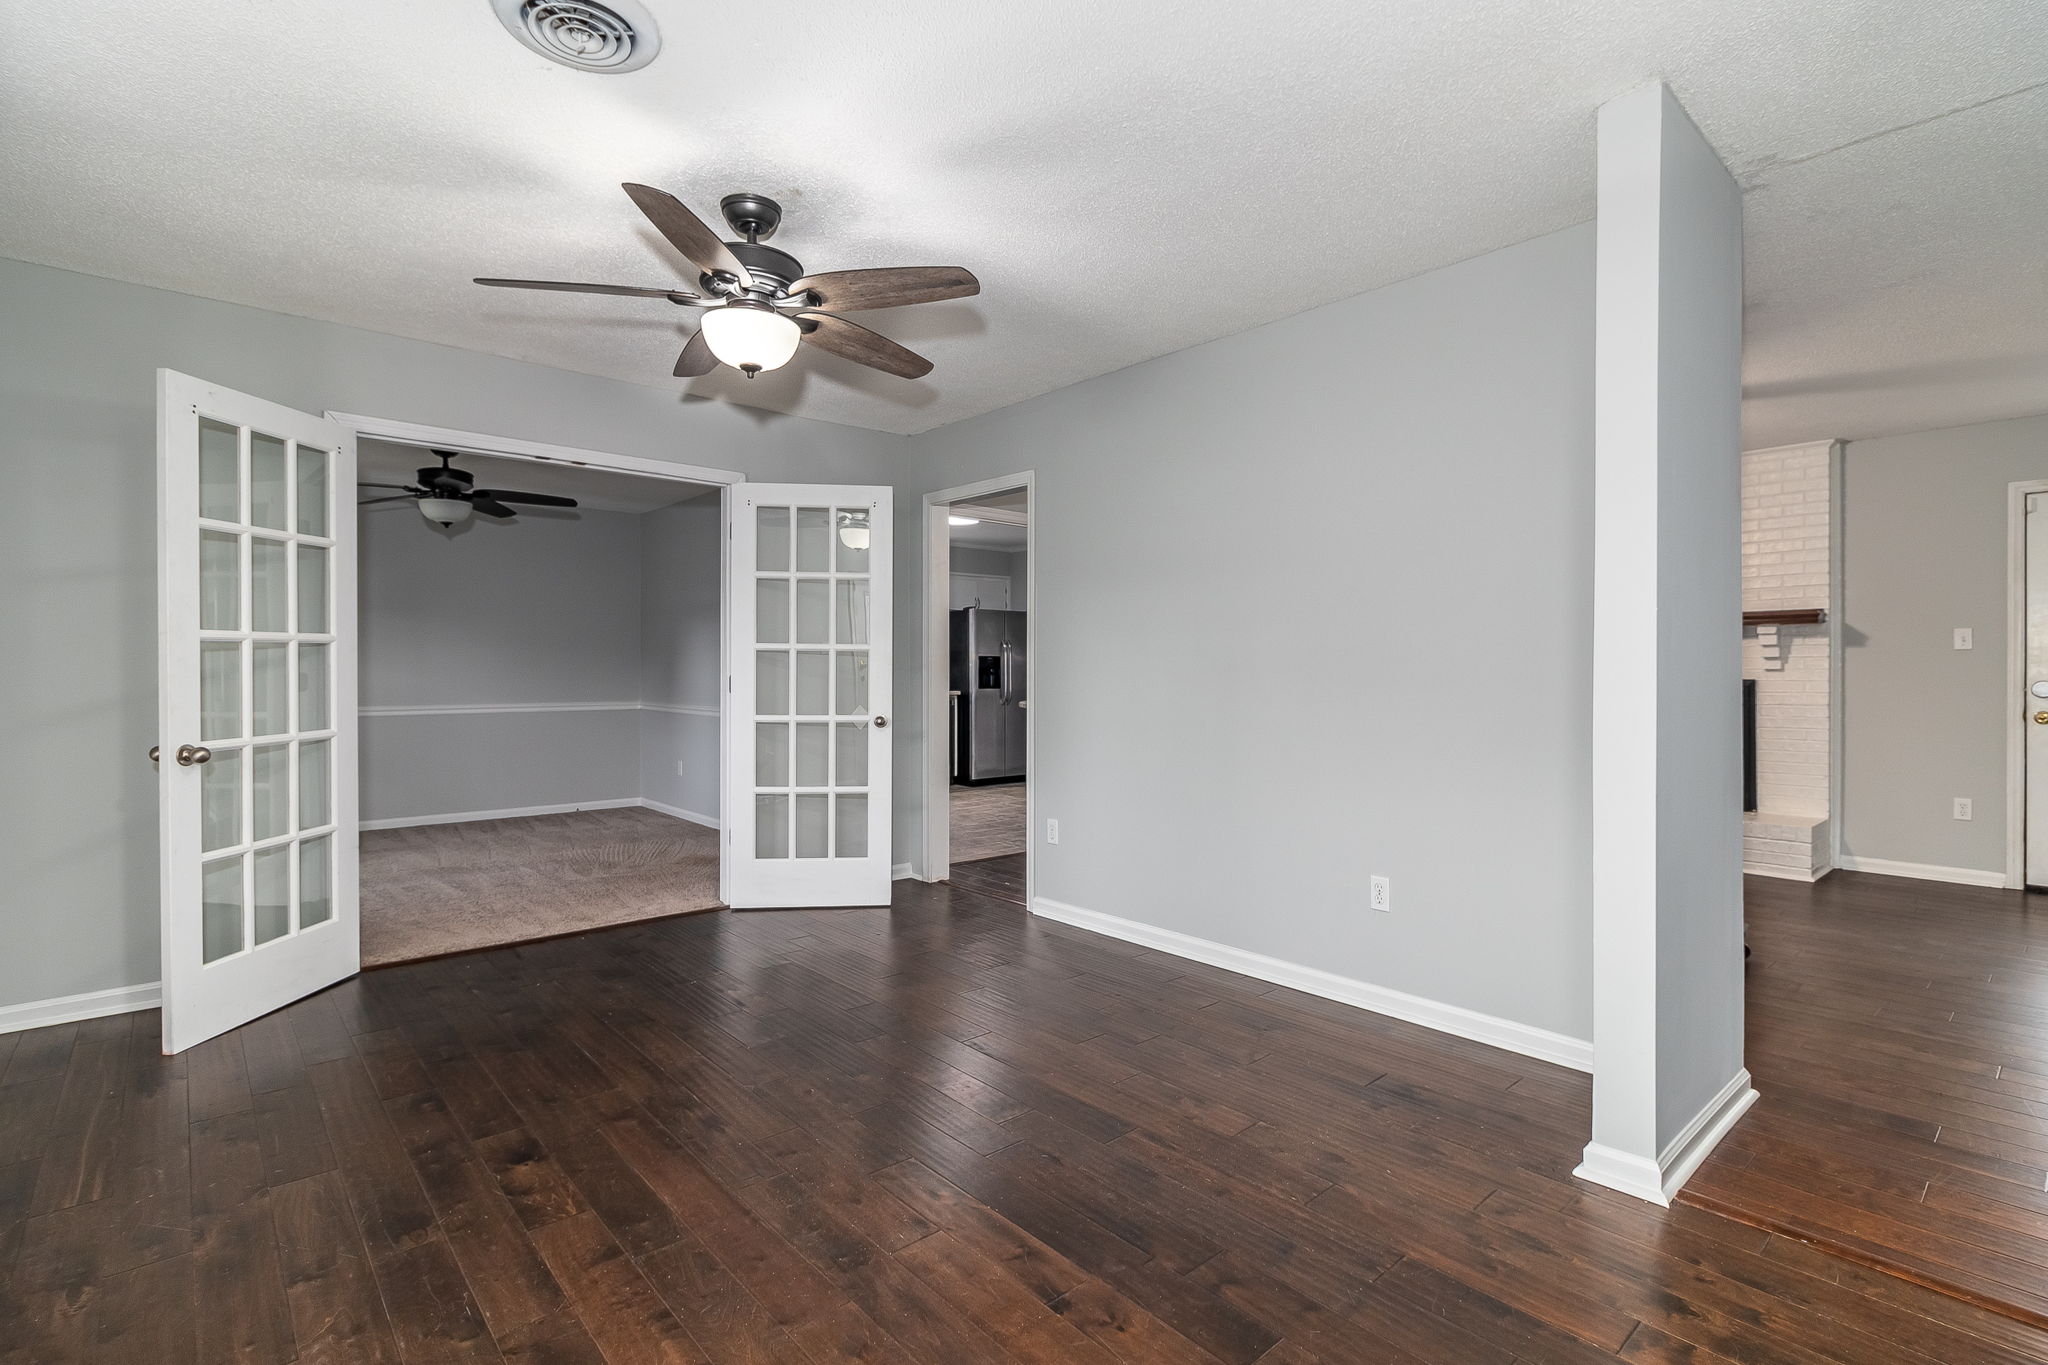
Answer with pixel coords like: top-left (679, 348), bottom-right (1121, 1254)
top-left (3, 230), bottom-right (1625, 1056)
top-left (0, 255), bottom-right (901, 1012)
top-left (639, 497), bottom-right (724, 821)
top-left (1841, 411), bottom-right (2048, 874)
top-left (1643, 91), bottom-right (1746, 1152)
top-left (362, 711), bottom-right (640, 823)
top-left (358, 504), bottom-right (645, 823)
top-left (905, 224), bottom-right (1597, 1040)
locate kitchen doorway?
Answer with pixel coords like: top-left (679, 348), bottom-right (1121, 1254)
top-left (2009, 479), bottom-right (2048, 888)
top-left (922, 474), bottom-right (1033, 905)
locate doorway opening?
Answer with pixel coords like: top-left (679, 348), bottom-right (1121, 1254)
top-left (158, 376), bottom-right (896, 1052)
top-left (349, 431), bottom-right (731, 965)
top-left (922, 475), bottom-right (1033, 906)
top-left (2009, 479), bottom-right (2048, 890)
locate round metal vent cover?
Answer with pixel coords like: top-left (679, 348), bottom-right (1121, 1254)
top-left (490, 0), bottom-right (660, 73)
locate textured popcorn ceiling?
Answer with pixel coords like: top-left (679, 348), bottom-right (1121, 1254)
top-left (1, 2), bottom-right (2042, 441)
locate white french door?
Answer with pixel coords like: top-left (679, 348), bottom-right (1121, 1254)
top-left (157, 371), bottom-right (358, 1053)
top-left (2028, 493), bottom-right (2048, 888)
top-left (724, 485), bottom-right (893, 908)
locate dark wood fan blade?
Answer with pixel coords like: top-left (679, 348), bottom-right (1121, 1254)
top-left (356, 495), bottom-right (416, 507)
top-left (674, 329), bottom-right (717, 377)
top-left (791, 266), bottom-right (979, 312)
top-left (355, 482), bottom-right (422, 491)
top-left (473, 490), bottom-right (578, 508)
top-left (796, 312), bottom-right (933, 379)
top-left (475, 278), bottom-right (698, 301)
top-left (471, 497), bottom-right (517, 519)
top-left (621, 184), bottom-right (754, 289)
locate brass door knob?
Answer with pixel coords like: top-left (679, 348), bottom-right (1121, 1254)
top-left (2034, 712), bottom-right (2048, 726)
top-left (175, 744), bottom-right (212, 766)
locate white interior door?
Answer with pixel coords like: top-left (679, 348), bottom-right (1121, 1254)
top-left (158, 370), bottom-right (358, 1053)
top-left (725, 486), bottom-right (892, 907)
top-left (2028, 493), bottom-right (2048, 888)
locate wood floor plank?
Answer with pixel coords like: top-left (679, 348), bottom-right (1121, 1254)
top-left (13, 869), bottom-right (2048, 1363)
top-left (27, 1039), bottom-right (125, 1216)
top-left (528, 1211), bottom-right (705, 1365)
top-left (87, 1251), bottom-right (197, 1365)
top-left (386, 1090), bottom-right (568, 1338)
top-left (1682, 870), bottom-right (2048, 1332)
top-left (639, 1232), bottom-right (819, 1365)
top-left (271, 1171), bottom-right (402, 1365)
top-left (188, 1111), bottom-right (295, 1365)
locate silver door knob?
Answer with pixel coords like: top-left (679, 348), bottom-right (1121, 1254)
top-left (175, 744), bottom-right (212, 766)
top-left (873, 716), bottom-right (887, 729)
top-left (149, 745), bottom-right (160, 764)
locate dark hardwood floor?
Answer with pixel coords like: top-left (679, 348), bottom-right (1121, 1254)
top-left (7, 875), bottom-right (2048, 1363)
top-left (1685, 869), bottom-right (2048, 1330)
top-left (949, 852), bottom-right (1026, 906)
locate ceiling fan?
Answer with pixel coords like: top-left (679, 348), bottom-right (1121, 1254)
top-left (476, 184), bottom-right (978, 382)
top-left (358, 451), bottom-right (579, 528)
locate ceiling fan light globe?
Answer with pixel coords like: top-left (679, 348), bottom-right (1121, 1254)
top-left (418, 496), bottom-right (472, 527)
top-left (701, 303), bottom-right (801, 375)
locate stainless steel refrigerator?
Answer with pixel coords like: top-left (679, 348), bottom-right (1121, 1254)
top-left (950, 607), bottom-right (1027, 782)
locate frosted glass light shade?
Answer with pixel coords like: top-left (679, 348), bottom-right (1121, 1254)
top-left (702, 304), bottom-right (802, 375)
top-left (837, 512), bottom-right (871, 550)
top-left (418, 497), bottom-right (472, 527)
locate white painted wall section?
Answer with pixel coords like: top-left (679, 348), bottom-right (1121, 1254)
top-left (1579, 82), bottom-right (1755, 1206)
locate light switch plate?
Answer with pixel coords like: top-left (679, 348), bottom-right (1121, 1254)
top-left (1955, 628), bottom-right (1974, 650)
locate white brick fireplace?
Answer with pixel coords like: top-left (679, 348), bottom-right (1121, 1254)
top-left (1741, 440), bottom-right (1842, 879)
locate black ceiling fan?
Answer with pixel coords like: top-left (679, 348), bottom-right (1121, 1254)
top-left (475, 184), bottom-right (978, 382)
top-left (358, 451), bottom-right (578, 527)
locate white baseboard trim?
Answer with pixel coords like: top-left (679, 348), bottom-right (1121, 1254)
top-left (892, 863), bottom-right (916, 881)
top-left (638, 798), bottom-right (720, 829)
top-left (0, 981), bottom-right (163, 1036)
top-left (1575, 1068), bottom-right (1759, 1205)
top-left (1835, 855), bottom-right (2007, 888)
top-left (361, 797), bottom-right (644, 831)
top-left (1029, 896), bottom-right (1592, 1072)
top-left (360, 701), bottom-right (720, 719)
top-left (361, 701), bottom-right (640, 717)
top-left (1742, 863), bottom-right (1829, 883)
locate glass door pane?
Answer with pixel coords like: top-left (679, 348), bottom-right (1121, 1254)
top-left (160, 370), bottom-right (356, 1055)
top-left (178, 402), bottom-right (342, 971)
top-left (742, 492), bottom-right (884, 888)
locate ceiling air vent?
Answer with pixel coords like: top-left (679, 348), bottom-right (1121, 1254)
top-left (490, 0), bottom-right (660, 73)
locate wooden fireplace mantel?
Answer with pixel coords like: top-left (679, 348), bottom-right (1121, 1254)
top-left (1743, 608), bottom-right (1826, 627)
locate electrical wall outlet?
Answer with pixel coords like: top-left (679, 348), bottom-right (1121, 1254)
top-left (1046, 818), bottom-right (1060, 845)
top-left (1954, 797), bottom-right (1973, 821)
top-left (1954, 627), bottom-right (1974, 650)
top-left (1370, 875), bottom-right (1391, 912)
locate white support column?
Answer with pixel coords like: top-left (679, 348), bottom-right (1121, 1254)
top-left (1578, 81), bottom-right (1757, 1205)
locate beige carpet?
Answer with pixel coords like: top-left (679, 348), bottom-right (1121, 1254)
top-left (951, 782), bottom-right (1027, 863)
top-left (360, 806), bottom-right (721, 966)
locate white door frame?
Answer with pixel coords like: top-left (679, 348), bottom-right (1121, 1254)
top-left (325, 412), bottom-right (747, 911)
top-left (920, 472), bottom-right (1034, 900)
top-left (2004, 479), bottom-right (2048, 889)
